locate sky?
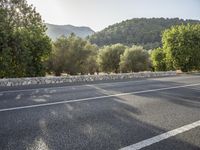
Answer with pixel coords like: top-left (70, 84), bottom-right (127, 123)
top-left (27, 0), bottom-right (200, 31)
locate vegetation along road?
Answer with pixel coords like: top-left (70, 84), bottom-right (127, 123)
top-left (0, 74), bottom-right (200, 150)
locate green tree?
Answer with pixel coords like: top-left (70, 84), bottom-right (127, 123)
top-left (97, 44), bottom-right (126, 73)
top-left (47, 35), bottom-right (98, 76)
top-left (0, 0), bottom-right (51, 78)
top-left (89, 18), bottom-right (199, 49)
top-left (162, 24), bottom-right (200, 72)
top-left (150, 47), bottom-right (167, 71)
top-left (82, 43), bottom-right (99, 74)
top-left (120, 46), bottom-right (150, 72)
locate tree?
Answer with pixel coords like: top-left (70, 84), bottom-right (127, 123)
top-left (82, 43), bottom-right (99, 74)
top-left (120, 46), bottom-right (150, 72)
top-left (47, 34), bottom-right (98, 76)
top-left (89, 18), bottom-right (200, 49)
top-left (150, 47), bottom-right (167, 71)
top-left (0, 0), bottom-right (51, 78)
top-left (162, 24), bottom-right (200, 72)
top-left (97, 44), bottom-right (126, 73)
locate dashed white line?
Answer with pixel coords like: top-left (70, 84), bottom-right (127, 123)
top-left (119, 120), bottom-right (200, 150)
top-left (0, 83), bottom-right (200, 112)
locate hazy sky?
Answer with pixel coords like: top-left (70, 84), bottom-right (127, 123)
top-left (27, 0), bottom-right (200, 31)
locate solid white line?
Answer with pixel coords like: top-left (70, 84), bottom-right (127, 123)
top-left (119, 120), bottom-right (200, 150)
top-left (1, 75), bottom-right (199, 94)
top-left (0, 80), bottom-right (151, 94)
top-left (0, 83), bottom-right (200, 112)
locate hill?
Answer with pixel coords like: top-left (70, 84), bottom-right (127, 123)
top-left (45, 23), bottom-right (95, 40)
top-left (89, 18), bottom-right (200, 49)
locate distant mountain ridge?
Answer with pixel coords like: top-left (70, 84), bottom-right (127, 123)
top-left (45, 23), bottom-right (95, 40)
top-left (89, 18), bottom-right (200, 49)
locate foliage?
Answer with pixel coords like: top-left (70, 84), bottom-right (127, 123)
top-left (120, 46), bottom-right (150, 72)
top-left (89, 18), bottom-right (200, 50)
top-left (150, 47), bottom-right (167, 71)
top-left (162, 24), bottom-right (200, 72)
top-left (97, 44), bottom-right (127, 73)
top-left (0, 0), bottom-right (51, 78)
top-left (47, 34), bottom-right (98, 76)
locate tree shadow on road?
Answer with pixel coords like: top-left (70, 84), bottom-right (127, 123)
top-left (0, 77), bottom-right (200, 150)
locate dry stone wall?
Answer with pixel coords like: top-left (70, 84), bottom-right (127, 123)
top-left (0, 71), bottom-right (176, 87)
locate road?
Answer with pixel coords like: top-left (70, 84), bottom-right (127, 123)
top-left (0, 74), bottom-right (200, 150)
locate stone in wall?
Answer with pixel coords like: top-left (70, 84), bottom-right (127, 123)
top-left (0, 71), bottom-right (176, 87)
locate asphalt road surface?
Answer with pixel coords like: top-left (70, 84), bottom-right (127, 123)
top-left (0, 74), bottom-right (200, 150)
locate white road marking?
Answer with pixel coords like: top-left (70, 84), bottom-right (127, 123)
top-left (151, 75), bottom-right (200, 81)
top-left (1, 75), bottom-right (199, 94)
top-left (119, 120), bottom-right (200, 150)
top-left (0, 83), bottom-right (200, 112)
top-left (0, 80), bottom-right (151, 94)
